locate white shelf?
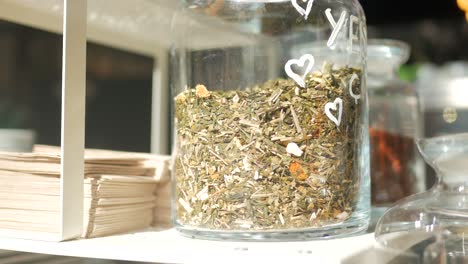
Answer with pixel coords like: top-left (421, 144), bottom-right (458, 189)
top-left (0, 0), bottom-right (258, 55)
top-left (0, 228), bottom-right (377, 263)
top-left (0, 0), bottom-right (172, 56)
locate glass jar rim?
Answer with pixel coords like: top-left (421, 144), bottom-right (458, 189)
top-left (368, 39), bottom-right (411, 66)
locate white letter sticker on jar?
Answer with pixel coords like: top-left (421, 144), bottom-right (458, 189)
top-left (348, 15), bottom-right (360, 52)
top-left (285, 54), bottom-right (315, 88)
top-left (349, 73), bottom-right (360, 104)
top-left (291, 0), bottom-right (315, 20)
top-left (325, 98), bottom-right (343, 127)
top-left (325, 8), bottom-right (347, 48)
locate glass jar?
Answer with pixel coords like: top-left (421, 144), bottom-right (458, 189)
top-left (367, 40), bottom-right (425, 207)
top-left (417, 62), bottom-right (468, 189)
top-left (171, 0), bottom-right (369, 240)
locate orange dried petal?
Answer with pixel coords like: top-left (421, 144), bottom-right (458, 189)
top-left (195, 84), bottom-right (211, 98)
top-left (210, 173), bottom-right (220, 180)
top-left (175, 93), bottom-right (187, 103)
top-left (290, 161), bottom-right (308, 181)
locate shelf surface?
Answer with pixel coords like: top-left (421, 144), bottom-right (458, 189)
top-left (0, 0), bottom-right (172, 56)
top-left (0, 228), bottom-right (376, 263)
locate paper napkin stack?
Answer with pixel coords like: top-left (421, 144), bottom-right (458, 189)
top-left (153, 171), bottom-right (172, 228)
top-left (0, 145), bottom-right (170, 240)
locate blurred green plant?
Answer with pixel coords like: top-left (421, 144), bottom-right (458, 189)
top-left (398, 64), bottom-right (420, 83)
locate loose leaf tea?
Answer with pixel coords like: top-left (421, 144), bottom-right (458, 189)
top-left (174, 63), bottom-right (362, 231)
top-left (370, 128), bottom-right (417, 205)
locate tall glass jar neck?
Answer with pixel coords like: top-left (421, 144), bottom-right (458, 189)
top-left (368, 59), bottom-right (401, 81)
top-left (367, 39), bottom-right (410, 84)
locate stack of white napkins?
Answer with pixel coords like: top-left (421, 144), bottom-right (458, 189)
top-left (0, 145), bottom-right (170, 239)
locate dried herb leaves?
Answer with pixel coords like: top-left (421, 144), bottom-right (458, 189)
top-left (174, 64), bottom-right (362, 231)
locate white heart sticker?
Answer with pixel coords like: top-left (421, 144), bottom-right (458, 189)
top-left (285, 54), bottom-right (315, 88)
top-left (291, 0), bottom-right (315, 20)
top-left (325, 98), bottom-right (343, 127)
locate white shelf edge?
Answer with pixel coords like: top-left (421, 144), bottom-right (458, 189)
top-left (0, 0), bottom-right (261, 56)
top-left (0, 0), bottom-right (62, 39)
top-left (0, 0), bottom-right (165, 57)
top-left (0, 228), bottom-right (377, 263)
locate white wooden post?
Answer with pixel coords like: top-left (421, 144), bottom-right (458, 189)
top-left (151, 49), bottom-right (170, 155)
top-left (60, 0), bottom-right (87, 241)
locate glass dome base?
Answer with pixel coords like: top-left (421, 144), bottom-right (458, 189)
top-left (376, 190), bottom-right (468, 242)
top-left (375, 133), bottom-right (468, 261)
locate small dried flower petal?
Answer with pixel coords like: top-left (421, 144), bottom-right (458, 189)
top-left (279, 213), bottom-right (285, 225)
top-left (179, 198), bottom-right (193, 213)
top-left (210, 173), bottom-right (220, 180)
top-left (336, 211), bottom-right (349, 220)
top-left (310, 212), bottom-right (317, 221)
top-left (196, 186), bottom-right (209, 201)
top-left (175, 94), bottom-right (187, 103)
top-left (233, 94), bottom-right (240, 103)
top-left (243, 156), bottom-right (252, 171)
top-left (286, 142), bottom-right (303, 157)
top-left (254, 170), bottom-right (259, 180)
top-left (195, 84), bottom-right (210, 98)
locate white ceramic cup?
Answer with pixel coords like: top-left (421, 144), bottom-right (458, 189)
top-left (0, 129), bottom-right (35, 152)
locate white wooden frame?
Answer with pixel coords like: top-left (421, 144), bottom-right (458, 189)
top-left (151, 50), bottom-right (170, 154)
top-left (60, 0), bottom-right (86, 241)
